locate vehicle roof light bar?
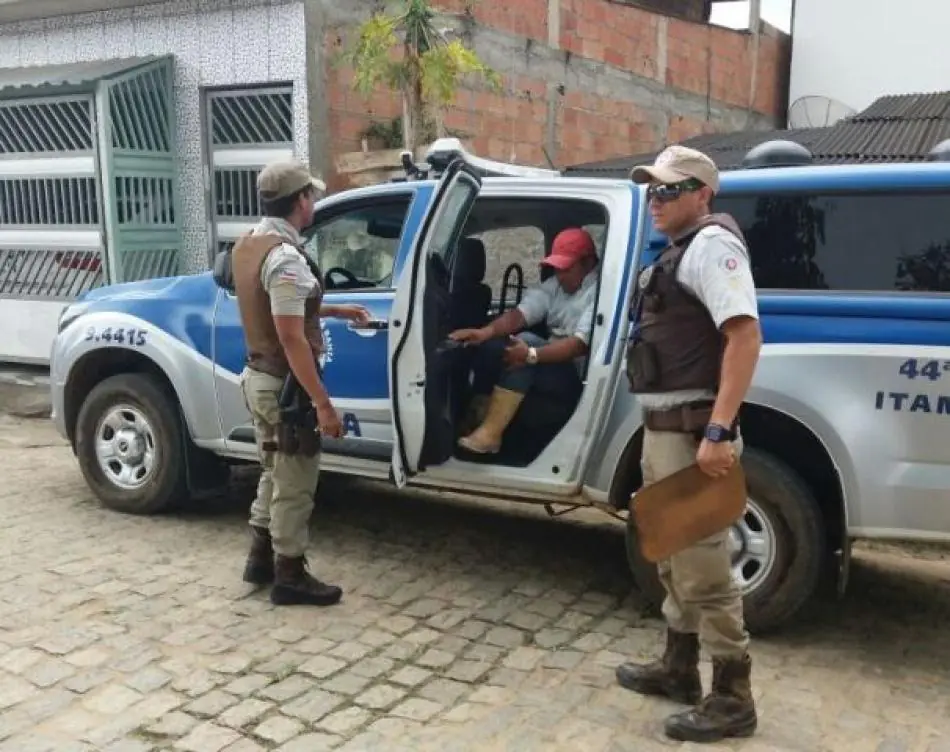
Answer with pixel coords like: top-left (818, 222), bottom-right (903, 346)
top-left (393, 138), bottom-right (562, 182)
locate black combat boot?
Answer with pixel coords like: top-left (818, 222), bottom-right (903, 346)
top-left (664, 653), bottom-right (757, 743)
top-left (271, 555), bottom-right (343, 606)
top-left (242, 525), bottom-right (274, 585)
top-left (615, 629), bottom-right (702, 705)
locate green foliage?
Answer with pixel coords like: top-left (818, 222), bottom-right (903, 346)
top-left (419, 38), bottom-right (502, 108)
top-left (340, 0), bottom-right (501, 149)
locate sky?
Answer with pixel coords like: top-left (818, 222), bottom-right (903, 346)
top-left (709, 0), bottom-right (793, 33)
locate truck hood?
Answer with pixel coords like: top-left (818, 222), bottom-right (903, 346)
top-left (78, 272), bottom-right (212, 304)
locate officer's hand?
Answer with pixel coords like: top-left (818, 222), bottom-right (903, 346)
top-left (337, 304), bottom-right (372, 325)
top-left (316, 402), bottom-right (343, 439)
top-left (696, 438), bottom-right (736, 478)
top-left (449, 327), bottom-right (490, 344)
top-left (503, 337), bottom-right (529, 368)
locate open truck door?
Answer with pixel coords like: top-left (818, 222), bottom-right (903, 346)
top-left (387, 157), bottom-right (482, 488)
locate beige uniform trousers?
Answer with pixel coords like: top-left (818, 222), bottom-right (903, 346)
top-left (240, 367), bottom-right (320, 557)
top-left (641, 427), bottom-right (750, 658)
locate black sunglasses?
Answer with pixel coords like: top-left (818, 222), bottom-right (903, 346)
top-left (646, 178), bottom-right (705, 203)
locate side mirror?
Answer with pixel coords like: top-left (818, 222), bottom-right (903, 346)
top-left (212, 248), bottom-right (234, 292)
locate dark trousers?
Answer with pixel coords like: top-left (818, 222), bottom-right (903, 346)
top-left (470, 332), bottom-right (582, 401)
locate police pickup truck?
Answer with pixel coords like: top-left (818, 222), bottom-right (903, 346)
top-left (50, 137), bottom-right (950, 634)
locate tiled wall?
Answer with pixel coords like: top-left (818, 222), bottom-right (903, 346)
top-left (0, 0), bottom-right (308, 274)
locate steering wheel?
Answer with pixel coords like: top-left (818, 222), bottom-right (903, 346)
top-left (324, 267), bottom-right (360, 289)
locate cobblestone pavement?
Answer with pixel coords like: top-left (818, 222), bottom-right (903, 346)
top-left (1, 416), bottom-right (950, 752)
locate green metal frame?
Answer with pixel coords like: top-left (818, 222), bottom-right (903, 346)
top-left (96, 56), bottom-right (182, 283)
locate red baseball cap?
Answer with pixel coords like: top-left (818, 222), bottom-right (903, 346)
top-left (541, 228), bottom-right (596, 270)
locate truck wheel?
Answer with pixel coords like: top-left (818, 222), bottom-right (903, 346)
top-left (625, 446), bottom-right (825, 634)
top-left (75, 373), bottom-right (187, 515)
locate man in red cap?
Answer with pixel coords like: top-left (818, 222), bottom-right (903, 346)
top-left (449, 227), bottom-right (599, 454)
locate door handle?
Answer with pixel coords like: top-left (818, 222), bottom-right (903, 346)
top-left (347, 319), bottom-right (388, 337)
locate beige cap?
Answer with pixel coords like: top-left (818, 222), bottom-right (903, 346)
top-left (257, 160), bottom-right (326, 201)
top-left (630, 145), bottom-right (720, 193)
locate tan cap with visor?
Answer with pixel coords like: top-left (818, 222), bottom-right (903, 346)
top-left (629, 145), bottom-right (720, 194)
top-left (257, 160), bottom-right (327, 201)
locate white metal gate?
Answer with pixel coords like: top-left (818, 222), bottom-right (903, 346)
top-left (0, 55), bottom-right (180, 364)
top-left (0, 92), bottom-right (105, 363)
top-left (204, 84), bottom-right (295, 263)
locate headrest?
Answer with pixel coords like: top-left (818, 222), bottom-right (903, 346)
top-left (455, 237), bottom-right (486, 282)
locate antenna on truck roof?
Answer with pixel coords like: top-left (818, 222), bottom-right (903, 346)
top-left (394, 138), bottom-right (562, 182)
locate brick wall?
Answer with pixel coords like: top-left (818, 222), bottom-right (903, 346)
top-left (613, 0), bottom-right (710, 24)
top-left (319, 0), bottom-right (790, 189)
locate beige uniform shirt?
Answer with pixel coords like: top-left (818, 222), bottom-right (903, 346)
top-left (252, 217), bottom-right (321, 318)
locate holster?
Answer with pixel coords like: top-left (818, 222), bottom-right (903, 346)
top-left (626, 338), bottom-right (659, 391)
top-left (274, 372), bottom-right (321, 458)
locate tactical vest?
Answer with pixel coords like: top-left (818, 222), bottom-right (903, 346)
top-left (232, 233), bottom-right (323, 379)
top-left (626, 213), bottom-right (749, 394)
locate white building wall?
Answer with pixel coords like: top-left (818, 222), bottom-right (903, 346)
top-left (790, 0), bottom-right (950, 119)
top-left (0, 0), bottom-right (309, 275)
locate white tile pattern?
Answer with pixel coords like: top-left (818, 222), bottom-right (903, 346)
top-left (0, 0), bottom-right (308, 273)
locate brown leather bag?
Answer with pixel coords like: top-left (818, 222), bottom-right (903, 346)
top-left (630, 461), bottom-right (747, 563)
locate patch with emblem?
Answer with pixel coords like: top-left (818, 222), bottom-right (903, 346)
top-left (277, 268), bottom-right (298, 283)
top-left (638, 265), bottom-right (655, 289)
top-left (719, 254), bottom-right (740, 273)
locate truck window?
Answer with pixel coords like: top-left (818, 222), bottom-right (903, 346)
top-left (304, 198), bottom-right (411, 290)
top-left (713, 191), bottom-right (950, 293)
top-left (475, 226), bottom-right (544, 291)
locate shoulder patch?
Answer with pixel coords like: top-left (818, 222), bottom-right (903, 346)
top-left (719, 254), bottom-right (740, 273)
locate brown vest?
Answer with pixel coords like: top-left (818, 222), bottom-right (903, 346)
top-left (232, 233), bottom-right (324, 379)
top-left (627, 213), bottom-right (749, 394)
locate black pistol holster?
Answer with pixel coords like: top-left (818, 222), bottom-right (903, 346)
top-left (273, 372), bottom-right (321, 458)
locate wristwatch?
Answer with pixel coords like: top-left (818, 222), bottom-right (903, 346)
top-left (526, 346), bottom-right (539, 365)
top-left (703, 423), bottom-right (733, 443)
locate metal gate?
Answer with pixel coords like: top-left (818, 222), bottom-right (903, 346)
top-left (98, 57), bottom-right (182, 283)
top-left (0, 93), bottom-right (104, 304)
top-left (0, 55), bottom-right (179, 364)
top-left (204, 85), bottom-right (295, 262)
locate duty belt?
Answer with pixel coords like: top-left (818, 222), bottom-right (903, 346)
top-left (643, 400), bottom-right (716, 433)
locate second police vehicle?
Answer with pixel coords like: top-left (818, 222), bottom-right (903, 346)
top-left (50, 137), bottom-right (950, 633)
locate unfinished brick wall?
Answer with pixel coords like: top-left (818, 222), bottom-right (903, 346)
top-left (321, 0), bottom-right (789, 189)
top-left (612, 0), bottom-right (710, 24)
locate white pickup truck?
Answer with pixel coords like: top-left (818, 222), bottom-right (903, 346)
top-left (50, 139), bottom-right (950, 633)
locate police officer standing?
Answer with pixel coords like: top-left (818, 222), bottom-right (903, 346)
top-left (616, 146), bottom-right (763, 743)
top-left (232, 160), bottom-right (369, 607)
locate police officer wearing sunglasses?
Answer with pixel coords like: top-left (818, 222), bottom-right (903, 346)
top-left (616, 145), bottom-right (763, 743)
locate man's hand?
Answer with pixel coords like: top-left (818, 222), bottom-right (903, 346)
top-left (696, 438), bottom-right (736, 478)
top-left (316, 402), bottom-right (343, 439)
top-left (503, 337), bottom-right (530, 368)
top-left (449, 327), bottom-right (492, 345)
top-left (329, 304), bottom-right (371, 325)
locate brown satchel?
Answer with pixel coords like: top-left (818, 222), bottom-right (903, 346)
top-left (630, 461), bottom-right (747, 563)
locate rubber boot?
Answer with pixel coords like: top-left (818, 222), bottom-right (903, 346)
top-left (664, 653), bottom-right (757, 743)
top-left (270, 555), bottom-right (343, 607)
top-left (242, 525), bottom-right (274, 585)
top-left (459, 394), bottom-right (491, 435)
top-left (457, 387), bottom-right (525, 454)
top-left (615, 629), bottom-right (702, 705)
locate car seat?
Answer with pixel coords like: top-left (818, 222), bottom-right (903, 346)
top-left (449, 237), bottom-right (492, 330)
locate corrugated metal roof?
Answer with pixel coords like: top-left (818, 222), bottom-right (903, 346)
top-left (854, 92), bottom-right (950, 121)
top-left (565, 90), bottom-right (950, 176)
top-left (565, 127), bottom-right (828, 176)
top-left (0, 56), bottom-right (167, 97)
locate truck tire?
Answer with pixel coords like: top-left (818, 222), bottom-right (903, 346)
top-left (75, 373), bottom-right (187, 515)
top-left (625, 446), bottom-right (825, 634)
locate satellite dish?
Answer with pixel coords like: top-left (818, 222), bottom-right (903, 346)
top-left (788, 95), bottom-right (857, 128)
